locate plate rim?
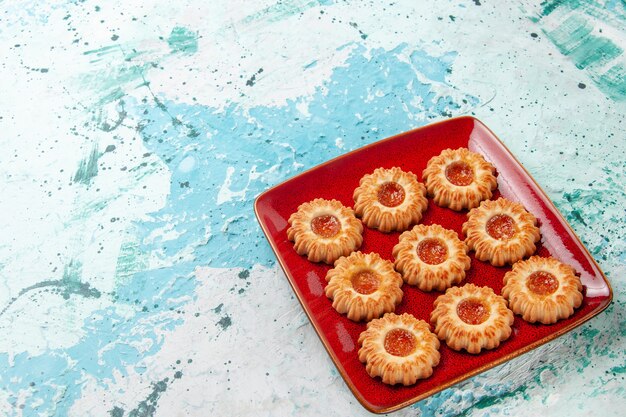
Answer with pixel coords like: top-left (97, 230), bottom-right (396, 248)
top-left (253, 115), bottom-right (613, 413)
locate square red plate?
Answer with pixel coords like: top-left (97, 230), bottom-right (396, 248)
top-left (254, 116), bottom-right (612, 413)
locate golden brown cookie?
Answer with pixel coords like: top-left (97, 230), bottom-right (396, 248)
top-left (353, 167), bottom-right (428, 233)
top-left (462, 197), bottom-right (541, 266)
top-left (392, 224), bottom-right (471, 292)
top-left (287, 198), bottom-right (363, 264)
top-left (422, 148), bottom-right (497, 211)
top-left (430, 284), bottom-right (514, 354)
top-left (502, 256), bottom-right (583, 324)
top-left (358, 313), bottom-right (440, 385)
top-left (325, 252), bottom-right (404, 322)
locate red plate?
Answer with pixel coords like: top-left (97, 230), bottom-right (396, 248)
top-left (254, 116), bottom-right (612, 413)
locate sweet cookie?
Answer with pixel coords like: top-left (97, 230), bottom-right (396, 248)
top-left (353, 167), bottom-right (428, 233)
top-left (462, 197), bottom-right (541, 266)
top-left (392, 224), bottom-right (471, 292)
top-left (358, 312), bottom-right (440, 385)
top-left (287, 198), bottom-right (363, 264)
top-left (502, 256), bottom-right (583, 324)
top-left (430, 284), bottom-right (514, 354)
top-left (422, 148), bottom-right (497, 211)
top-left (325, 252), bottom-right (404, 322)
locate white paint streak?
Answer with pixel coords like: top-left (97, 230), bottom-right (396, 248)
top-left (217, 166), bottom-right (247, 205)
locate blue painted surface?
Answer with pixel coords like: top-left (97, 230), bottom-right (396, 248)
top-left (130, 43), bottom-right (476, 269)
top-left (0, 40), bottom-right (476, 416)
top-left (0, 0), bottom-right (625, 416)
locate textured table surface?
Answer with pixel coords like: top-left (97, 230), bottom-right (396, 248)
top-left (1, 1), bottom-right (625, 416)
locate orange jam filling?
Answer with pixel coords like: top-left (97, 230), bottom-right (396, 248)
top-left (310, 215), bottom-right (341, 238)
top-left (351, 270), bottom-right (380, 295)
top-left (384, 328), bottom-right (417, 357)
top-left (486, 214), bottom-right (517, 240)
top-left (457, 298), bottom-right (490, 325)
top-left (445, 161), bottom-right (474, 186)
top-left (527, 271), bottom-right (559, 296)
top-left (417, 238), bottom-right (448, 265)
top-left (377, 182), bottom-right (406, 207)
